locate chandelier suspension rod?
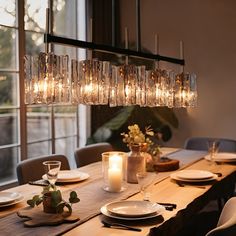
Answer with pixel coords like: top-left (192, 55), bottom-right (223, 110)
top-left (136, 0), bottom-right (141, 51)
top-left (111, 0), bottom-right (116, 47)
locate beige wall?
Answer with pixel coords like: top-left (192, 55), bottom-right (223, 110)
top-left (119, 0), bottom-right (236, 148)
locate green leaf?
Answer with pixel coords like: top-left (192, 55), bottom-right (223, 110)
top-left (42, 186), bottom-right (51, 194)
top-left (35, 198), bottom-right (43, 206)
top-left (32, 195), bottom-right (39, 200)
top-left (70, 191), bottom-right (77, 199)
top-left (87, 106), bottom-right (134, 143)
top-left (151, 107), bottom-right (179, 129)
top-left (92, 127), bottom-right (112, 143)
top-left (102, 106), bottom-right (135, 130)
top-left (27, 199), bottom-right (35, 208)
top-left (69, 191), bottom-right (80, 204)
top-left (51, 190), bottom-right (62, 208)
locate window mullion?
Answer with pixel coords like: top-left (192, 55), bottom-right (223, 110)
top-left (17, 0), bottom-right (27, 161)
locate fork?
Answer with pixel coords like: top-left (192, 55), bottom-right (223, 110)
top-left (101, 220), bottom-right (142, 232)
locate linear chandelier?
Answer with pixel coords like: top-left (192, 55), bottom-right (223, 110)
top-left (24, 3), bottom-right (197, 108)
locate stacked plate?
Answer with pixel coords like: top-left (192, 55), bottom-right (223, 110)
top-left (205, 153), bottom-right (236, 163)
top-left (0, 192), bottom-right (24, 207)
top-left (42, 170), bottom-right (89, 183)
top-left (101, 200), bottom-right (165, 220)
top-left (171, 169), bottom-right (217, 182)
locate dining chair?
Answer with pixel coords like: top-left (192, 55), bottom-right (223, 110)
top-left (16, 154), bottom-right (70, 185)
top-left (205, 197), bottom-right (236, 236)
top-left (184, 137), bottom-right (236, 152)
top-left (74, 142), bottom-right (113, 167)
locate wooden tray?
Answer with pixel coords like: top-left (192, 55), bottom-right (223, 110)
top-left (17, 206), bottom-right (80, 227)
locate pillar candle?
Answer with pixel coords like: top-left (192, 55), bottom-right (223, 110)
top-left (108, 167), bottom-right (122, 192)
top-left (108, 155), bottom-right (123, 192)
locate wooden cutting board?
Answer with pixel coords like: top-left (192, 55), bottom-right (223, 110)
top-left (17, 206), bottom-right (80, 227)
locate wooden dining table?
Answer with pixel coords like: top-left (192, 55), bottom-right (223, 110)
top-left (0, 148), bottom-right (236, 236)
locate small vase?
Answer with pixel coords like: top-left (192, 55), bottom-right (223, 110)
top-left (43, 192), bottom-right (62, 214)
top-left (127, 144), bottom-right (146, 183)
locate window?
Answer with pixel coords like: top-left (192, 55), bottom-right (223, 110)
top-left (0, 0), bottom-right (87, 186)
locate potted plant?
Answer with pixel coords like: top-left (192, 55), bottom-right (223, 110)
top-left (27, 184), bottom-right (80, 215)
top-left (87, 105), bottom-right (178, 151)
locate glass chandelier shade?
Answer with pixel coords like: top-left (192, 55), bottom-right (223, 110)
top-left (24, 52), bottom-right (70, 105)
top-left (24, 53), bottom-right (198, 108)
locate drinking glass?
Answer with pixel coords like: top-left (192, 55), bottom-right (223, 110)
top-left (43, 161), bottom-right (61, 185)
top-left (207, 140), bottom-right (220, 164)
top-left (136, 172), bottom-right (156, 201)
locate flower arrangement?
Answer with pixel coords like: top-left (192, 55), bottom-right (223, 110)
top-left (121, 124), bottom-right (162, 158)
top-left (27, 184), bottom-right (80, 215)
top-left (121, 124), bottom-right (153, 147)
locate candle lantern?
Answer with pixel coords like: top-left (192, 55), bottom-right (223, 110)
top-left (102, 151), bottom-right (127, 192)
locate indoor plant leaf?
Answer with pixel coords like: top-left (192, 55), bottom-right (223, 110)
top-left (151, 107), bottom-right (179, 129)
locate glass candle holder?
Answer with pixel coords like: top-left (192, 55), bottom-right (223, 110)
top-left (102, 151), bottom-right (127, 192)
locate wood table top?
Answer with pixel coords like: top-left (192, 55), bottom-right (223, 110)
top-left (0, 148), bottom-right (235, 236)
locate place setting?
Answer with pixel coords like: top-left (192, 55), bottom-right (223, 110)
top-left (42, 169), bottom-right (90, 184)
top-left (204, 140), bottom-right (236, 164)
top-left (100, 199), bottom-right (166, 232)
top-left (36, 161), bottom-right (90, 185)
top-left (100, 200), bottom-right (165, 221)
top-left (170, 169), bottom-right (218, 188)
top-left (0, 191), bottom-right (24, 208)
top-left (205, 152), bottom-right (236, 163)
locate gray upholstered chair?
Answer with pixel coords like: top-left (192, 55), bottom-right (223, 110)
top-left (206, 197), bottom-right (236, 236)
top-left (74, 142), bottom-right (113, 167)
top-left (184, 137), bottom-right (236, 152)
top-left (16, 154), bottom-right (70, 185)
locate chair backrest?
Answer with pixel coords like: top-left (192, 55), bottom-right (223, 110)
top-left (16, 154), bottom-right (70, 185)
top-left (74, 142), bottom-right (113, 167)
top-left (206, 197), bottom-right (236, 236)
top-left (184, 137), bottom-right (236, 152)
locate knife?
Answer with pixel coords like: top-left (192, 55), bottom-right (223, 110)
top-left (101, 220), bottom-right (142, 232)
top-left (28, 180), bottom-right (49, 186)
top-left (156, 202), bottom-right (177, 209)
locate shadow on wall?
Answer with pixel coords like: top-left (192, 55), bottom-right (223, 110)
top-left (165, 108), bottom-right (193, 148)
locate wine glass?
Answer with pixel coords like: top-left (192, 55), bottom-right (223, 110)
top-left (136, 172), bottom-right (156, 201)
top-left (43, 161), bottom-right (61, 185)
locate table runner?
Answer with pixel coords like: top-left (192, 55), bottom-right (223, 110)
top-left (0, 149), bottom-right (207, 236)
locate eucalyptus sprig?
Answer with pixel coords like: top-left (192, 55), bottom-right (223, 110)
top-left (27, 184), bottom-right (80, 215)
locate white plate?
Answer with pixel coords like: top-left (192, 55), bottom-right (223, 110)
top-left (42, 170), bottom-right (89, 183)
top-left (175, 170), bottom-right (214, 180)
top-left (0, 192), bottom-right (22, 205)
top-left (171, 172), bottom-right (217, 182)
top-left (101, 203), bottom-right (165, 220)
top-left (106, 200), bottom-right (162, 217)
top-left (0, 195), bottom-right (24, 208)
top-left (205, 153), bottom-right (236, 162)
